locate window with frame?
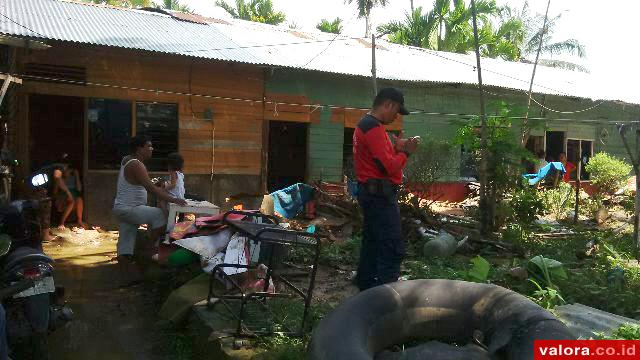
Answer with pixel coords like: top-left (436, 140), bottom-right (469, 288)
top-left (567, 139), bottom-right (593, 181)
top-left (88, 98), bottom-right (132, 170)
top-left (135, 102), bottom-right (179, 172)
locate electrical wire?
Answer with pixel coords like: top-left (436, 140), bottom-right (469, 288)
top-left (180, 37), bottom-right (365, 54)
top-left (528, 95), bottom-right (605, 114)
top-left (300, 12), bottom-right (359, 69)
top-left (0, 12), bottom-right (46, 38)
top-left (4, 71), bottom-right (629, 126)
top-left (1, 8), bottom-right (608, 111)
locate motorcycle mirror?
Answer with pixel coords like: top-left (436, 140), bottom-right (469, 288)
top-left (30, 173), bottom-right (49, 187)
top-left (0, 233), bottom-right (11, 257)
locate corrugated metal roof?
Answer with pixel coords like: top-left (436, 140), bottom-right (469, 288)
top-left (1, 0), bottom-right (637, 105)
top-left (555, 303), bottom-right (640, 339)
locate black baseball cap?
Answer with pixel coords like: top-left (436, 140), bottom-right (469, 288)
top-left (375, 87), bottom-right (410, 115)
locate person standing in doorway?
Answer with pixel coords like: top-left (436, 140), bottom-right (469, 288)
top-left (353, 87), bottom-right (419, 291)
top-left (559, 152), bottom-right (576, 183)
top-left (112, 135), bottom-right (187, 284)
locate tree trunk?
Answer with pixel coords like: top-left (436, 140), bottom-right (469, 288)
top-left (635, 128), bottom-right (640, 256)
top-left (470, 0), bottom-right (491, 236)
top-left (410, 0), bottom-right (414, 13)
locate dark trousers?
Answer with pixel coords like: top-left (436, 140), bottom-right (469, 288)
top-left (356, 188), bottom-right (404, 291)
top-left (0, 304), bottom-right (6, 360)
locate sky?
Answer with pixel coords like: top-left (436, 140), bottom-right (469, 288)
top-left (181, 0), bottom-right (640, 99)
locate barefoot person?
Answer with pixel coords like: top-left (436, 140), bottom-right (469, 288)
top-left (112, 135), bottom-right (187, 283)
top-left (54, 155), bottom-right (85, 230)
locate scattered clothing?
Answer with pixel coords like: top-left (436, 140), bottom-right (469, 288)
top-left (270, 183), bottom-right (315, 219)
top-left (173, 229), bottom-right (234, 259)
top-left (535, 159), bottom-right (548, 173)
top-left (169, 220), bottom-right (197, 240)
top-left (523, 162), bottom-right (566, 186)
top-left (195, 213), bottom-right (245, 227)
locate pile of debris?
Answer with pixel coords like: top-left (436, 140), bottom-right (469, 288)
top-left (399, 195), bottom-right (524, 259)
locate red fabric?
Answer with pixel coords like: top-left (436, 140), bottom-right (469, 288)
top-left (195, 213), bottom-right (245, 227)
top-left (353, 115), bottom-right (407, 185)
top-left (169, 220), bottom-right (197, 240)
top-left (563, 161), bottom-right (576, 182)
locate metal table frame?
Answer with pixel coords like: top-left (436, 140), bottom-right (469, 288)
top-left (206, 210), bottom-right (321, 337)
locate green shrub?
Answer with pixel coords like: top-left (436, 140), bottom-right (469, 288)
top-left (502, 223), bottom-right (532, 248)
top-left (467, 255), bottom-right (491, 282)
top-left (542, 182), bottom-right (575, 220)
top-left (596, 324), bottom-right (640, 340)
top-left (509, 187), bottom-right (545, 224)
top-left (528, 278), bottom-right (566, 309)
top-left (584, 152), bottom-right (632, 196)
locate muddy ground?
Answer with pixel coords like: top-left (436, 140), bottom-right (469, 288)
top-left (43, 228), bottom-right (171, 360)
top-left (42, 227), bottom-right (356, 359)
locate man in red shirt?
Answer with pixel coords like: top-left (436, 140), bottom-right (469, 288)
top-left (353, 87), bottom-right (419, 291)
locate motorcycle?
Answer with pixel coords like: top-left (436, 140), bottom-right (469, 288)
top-left (0, 169), bottom-right (73, 359)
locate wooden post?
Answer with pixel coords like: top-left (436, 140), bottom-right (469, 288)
top-left (617, 122), bottom-right (640, 257)
top-left (470, 0), bottom-right (490, 236)
top-left (0, 74), bottom-right (22, 108)
top-left (371, 33), bottom-right (378, 96)
top-left (635, 128), bottom-right (640, 254)
top-left (574, 154), bottom-right (581, 224)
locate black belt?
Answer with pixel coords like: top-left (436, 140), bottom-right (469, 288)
top-left (358, 179), bottom-right (399, 196)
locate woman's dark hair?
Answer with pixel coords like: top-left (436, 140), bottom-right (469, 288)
top-left (58, 153), bottom-right (70, 166)
top-left (167, 152), bottom-right (184, 171)
top-left (130, 134), bottom-right (151, 153)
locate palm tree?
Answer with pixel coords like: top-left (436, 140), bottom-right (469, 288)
top-left (377, 7), bottom-right (436, 48)
top-left (378, 0), bottom-right (515, 57)
top-left (479, 17), bottom-right (525, 61)
top-left (155, 0), bottom-right (192, 12)
top-left (346, 0), bottom-right (389, 37)
top-left (216, 0), bottom-right (286, 25)
top-left (507, 1), bottom-right (587, 71)
top-left (316, 18), bottom-right (343, 34)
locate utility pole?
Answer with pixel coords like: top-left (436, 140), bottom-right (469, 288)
top-left (522, 0), bottom-right (551, 146)
top-left (371, 33), bottom-right (378, 96)
top-left (470, 0), bottom-right (490, 236)
top-left (574, 152), bottom-right (582, 224)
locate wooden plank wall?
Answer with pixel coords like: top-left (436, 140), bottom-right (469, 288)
top-left (19, 43), bottom-right (264, 175)
top-left (330, 107), bottom-right (403, 131)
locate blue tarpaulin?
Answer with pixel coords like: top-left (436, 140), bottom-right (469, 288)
top-left (523, 162), bottom-right (566, 185)
top-left (270, 183), bottom-right (315, 219)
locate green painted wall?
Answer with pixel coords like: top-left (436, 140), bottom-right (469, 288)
top-left (267, 69), bottom-right (640, 182)
top-left (266, 70), bottom-right (373, 182)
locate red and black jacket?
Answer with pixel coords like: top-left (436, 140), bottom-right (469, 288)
top-left (353, 114), bottom-right (407, 185)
